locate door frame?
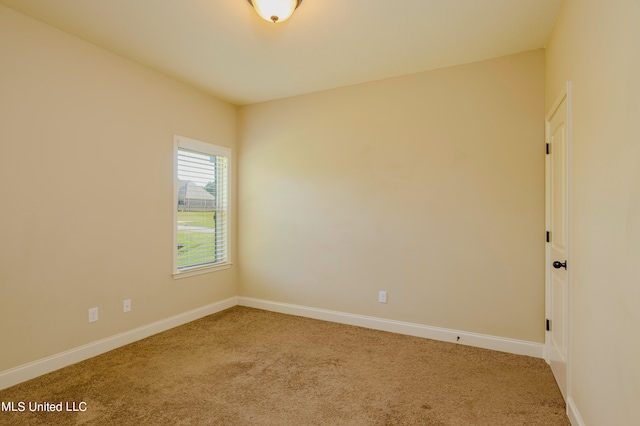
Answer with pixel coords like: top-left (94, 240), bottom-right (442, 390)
top-left (545, 81), bottom-right (572, 401)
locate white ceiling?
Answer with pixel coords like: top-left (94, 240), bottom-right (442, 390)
top-left (0, 0), bottom-right (562, 105)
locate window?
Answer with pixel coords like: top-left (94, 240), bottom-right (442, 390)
top-left (174, 135), bottom-right (231, 277)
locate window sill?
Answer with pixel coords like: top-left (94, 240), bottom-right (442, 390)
top-left (173, 262), bottom-right (233, 280)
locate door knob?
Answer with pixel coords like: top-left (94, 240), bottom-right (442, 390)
top-left (553, 261), bottom-right (567, 270)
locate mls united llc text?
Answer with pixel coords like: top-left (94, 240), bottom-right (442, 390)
top-left (2, 401), bottom-right (87, 412)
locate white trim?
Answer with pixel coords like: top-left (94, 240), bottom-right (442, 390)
top-left (0, 296), bottom-right (547, 390)
top-left (545, 82), bottom-right (570, 123)
top-left (544, 81), bottom-right (572, 402)
top-left (0, 297), bottom-right (237, 391)
top-left (172, 262), bottom-right (233, 279)
top-left (173, 135), bottom-right (233, 276)
top-left (544, 98), bottom-right (553, 364)
top-left (237, 297), bottom-right (545, 358)
top-left (173, 136), bottom-right (179, 276)
top-left (567, 397), bottom-right (585, 426)
top-left (175, 134), bottom-right (231, 158)
top-left (566, 80), bottom-right (573, 402)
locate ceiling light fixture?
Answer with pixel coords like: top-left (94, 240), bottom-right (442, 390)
top-left (247, 0), bottom-right (303, 24)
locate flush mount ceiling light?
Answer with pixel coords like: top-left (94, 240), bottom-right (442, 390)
top-left (247, 0), bottom-right (303, 23)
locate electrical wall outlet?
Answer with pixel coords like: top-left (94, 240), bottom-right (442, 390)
top-left (88, 307), bottom-right (98, 323)
top-left (379, 291), bottom-right (387, 303)
top-left (123, 299), bottom-right (131, 313)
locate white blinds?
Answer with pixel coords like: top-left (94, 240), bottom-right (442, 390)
top-left (176, 142), bottom-right (229, 271)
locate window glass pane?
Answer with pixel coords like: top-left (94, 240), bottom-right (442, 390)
top-left (176, 146), bottom-right (228, 271)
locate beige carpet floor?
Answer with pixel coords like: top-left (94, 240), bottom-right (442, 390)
top-left (0, 306), bottom-right (569, 425)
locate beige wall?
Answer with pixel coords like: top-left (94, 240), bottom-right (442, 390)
top-left (239, 50), bottom-right (545, 342)
top-left (3, 2), bottom-right (638, 420)
top-left (546, 0), bottom-right (640, 424)
top-left (0, 5), bottom-right (237, 372)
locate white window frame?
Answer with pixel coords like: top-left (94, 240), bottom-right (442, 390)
top-left (173, 135), bottom-right (232, 279)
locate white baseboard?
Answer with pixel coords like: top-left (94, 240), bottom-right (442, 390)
top-left (1, 295), bottom-right (545, 391)
top-left (237, 297), bottom-right (545, 358)
top-left (567, 397), bottom-right (585, 426)
top-left (0, 296), bottom-right (237, 391)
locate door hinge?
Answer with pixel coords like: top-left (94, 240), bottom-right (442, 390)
top-left (546, 231), bottom-right (550, 243)
top-left (546, 319), bottom-right (551, 331)
top-left (546, 143), bottom-right (550, 154)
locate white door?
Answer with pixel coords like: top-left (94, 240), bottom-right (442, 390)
top-left (545, 82), bottom-right (571, 401)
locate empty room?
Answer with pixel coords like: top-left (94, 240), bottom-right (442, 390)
top-left (0, 0), bottom-right (638, 425)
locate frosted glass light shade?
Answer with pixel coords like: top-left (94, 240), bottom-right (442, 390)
top-left (249, 0), bottom-right (301, 23)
